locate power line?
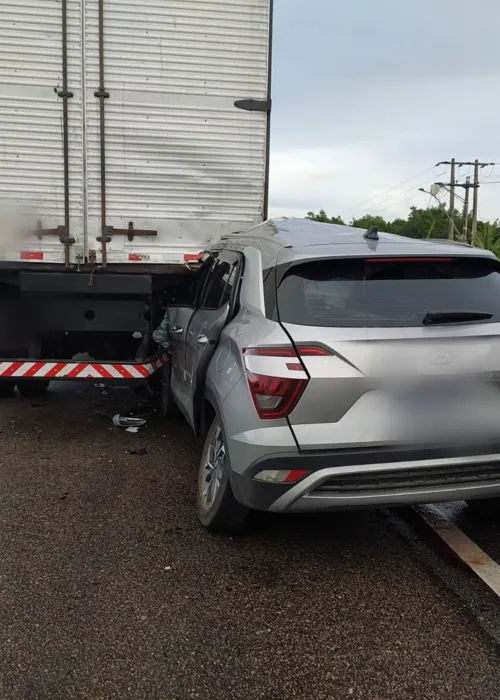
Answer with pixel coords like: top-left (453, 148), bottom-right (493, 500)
top-left (438, 185), bottom-right (466, 205)
top-left (480, 165), bottom-right (496, 179)
top-left (362, 174), bottom-right (440, 216)
top-left (339, 166), bottom-right (437, 216)
top-left (373, 192), bottom-right (421, 216)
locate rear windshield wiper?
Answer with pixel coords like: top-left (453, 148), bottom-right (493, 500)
top-left (423, 311), bottom-right (494, 326)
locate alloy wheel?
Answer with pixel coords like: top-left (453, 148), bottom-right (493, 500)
top-left (201, 424), bottom-right (226, 509)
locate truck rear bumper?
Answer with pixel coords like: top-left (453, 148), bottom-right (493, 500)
top-left (0, 353), bottom-right (168, 381)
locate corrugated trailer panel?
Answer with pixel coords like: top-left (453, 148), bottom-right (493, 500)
top-left (0, 0), bottom-right (84, 263)
top-left (0, 0), bottom-right (271, 266)
top-left (84, 0), bottom-right (270, 264)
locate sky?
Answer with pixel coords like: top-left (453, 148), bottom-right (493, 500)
top-left (268, 0), bottom-right (500, 224)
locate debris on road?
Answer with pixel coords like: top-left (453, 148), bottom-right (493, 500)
top-left (126, 447), bottom-right (147, 456)
top-left (112, 414), bottom-right (147, 429)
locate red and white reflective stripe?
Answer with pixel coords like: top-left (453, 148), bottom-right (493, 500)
top-left (0, 353), bottom-right (168, 380)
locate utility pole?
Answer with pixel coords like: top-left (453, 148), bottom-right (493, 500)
top-left (436, 159), bottom-right (456, 239)
top-left (449, 158), bottom-right (455, 239)
top-left (436, 160), bottom-right (494, 241)
top-left (463, 176), bottom-right (471, 243)
top-left (471, 159), bottom-right (480, 244)
top-left (435, 177), bottom-right (477, 242)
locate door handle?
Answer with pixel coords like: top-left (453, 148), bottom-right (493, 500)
top-left (196, 335), bottom-right (208, 345)
top-left (170, 327), bottom-right (184, 335)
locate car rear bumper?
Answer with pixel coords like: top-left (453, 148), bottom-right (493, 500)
top-left (230, 443), bottom-right (500, 513)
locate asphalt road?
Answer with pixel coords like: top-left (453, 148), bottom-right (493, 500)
top-left (1, 384), bottom-right (500, 700)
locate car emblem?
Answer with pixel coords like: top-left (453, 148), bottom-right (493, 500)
top-left (428, 348), bottom-right (454, 365)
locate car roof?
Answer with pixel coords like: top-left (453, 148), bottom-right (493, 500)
top-left (221, 217), bottom-right (495, 263)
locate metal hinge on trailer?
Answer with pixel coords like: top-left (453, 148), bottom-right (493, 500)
top-left (32, 220), bottom-right (76, 245)
top-left (0, 353), bottom-right (168, 381)
top-left (96, 221), bottom-right (158, 244)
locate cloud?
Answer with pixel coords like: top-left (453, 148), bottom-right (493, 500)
top-left (269, 144), bottom-right (433, 222)
top-left (269, 0), bottom-right (500, 222)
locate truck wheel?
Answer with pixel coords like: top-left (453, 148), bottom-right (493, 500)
top-left (198, 416), bottom-right (250, 534)
top-left (0, 380), bottom-right (16, 397)
top-left (16, 379), bottom-right (50, 398)
top-left (467, 498), bottom-right (500, 519)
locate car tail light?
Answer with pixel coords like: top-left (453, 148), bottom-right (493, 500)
top-left (243, 346), bottom-right (330, 420)
top-left (254, 469), bottom-right (311, 483)
top-left (243, 346), bottom-right (330, 358)
top-left (364, 257), bottom-right (452, 263)
top-left (297, 346), bottom-right (331, 356)
top-left (246, 371), bottom-right (307, 419)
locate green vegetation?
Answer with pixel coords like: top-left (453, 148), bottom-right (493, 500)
top-left (306, 208), bottom-right (500, 256)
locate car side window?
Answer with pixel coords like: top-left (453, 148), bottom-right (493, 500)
top-left (193, 256), bottom-right (216, 307)
top-left (200, 256), bottom-right (240, 311)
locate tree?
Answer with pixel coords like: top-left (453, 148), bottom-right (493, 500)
top-left (474, 220), bottom-right (500, 257)
top-left (305, 207), bottom-right (500, 258)
top-left (393, 206), bottom-right (450, 239)
top-left (306, 209), bottom-right (345, 225)
top-left (350, 214), bottom-right (391, 232)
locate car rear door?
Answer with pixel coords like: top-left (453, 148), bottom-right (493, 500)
top-left (183, 250), bottom-right (242, 427)
top-left (276, 254), bottom-right (500, 450)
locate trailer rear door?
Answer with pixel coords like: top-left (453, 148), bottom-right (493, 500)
top-left (83, 0), bottom-right (271, 265)
top-left (0, 0), bottom-right (272, 267)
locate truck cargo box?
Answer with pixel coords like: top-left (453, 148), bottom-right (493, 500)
top-left (0, 0), bottom-right (272, 267)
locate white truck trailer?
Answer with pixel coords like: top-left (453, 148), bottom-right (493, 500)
top-left (0, 0), bottom-right (272, 399)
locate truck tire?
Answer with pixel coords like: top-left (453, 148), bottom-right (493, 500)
top-left (467, 498), bottom-right (500, 519)
top-left (197, 415), bottom-right (250, 534)
top-left (0, 380), bottom-right (16, 397)
top-left (16, 379), bottom-right (50, 398)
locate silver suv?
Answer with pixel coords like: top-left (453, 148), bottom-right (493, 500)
top-left (166, 218), bottom-right (500, 532)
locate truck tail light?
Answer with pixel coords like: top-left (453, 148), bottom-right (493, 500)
top-left (243, 346), bottom-right (330, 420)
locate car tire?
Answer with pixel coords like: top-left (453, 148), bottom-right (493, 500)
top-left (16, 379), bottom-right (50, 398)
top-left (0, 379), bottom-right (16, 397)
top-left (198, 415), bottom-right (250, 534)
top-left (466, 498), bottom-right (500, 519)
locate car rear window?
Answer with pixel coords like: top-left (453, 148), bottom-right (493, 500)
top-left (277, 257), bottom-right (500, 328)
